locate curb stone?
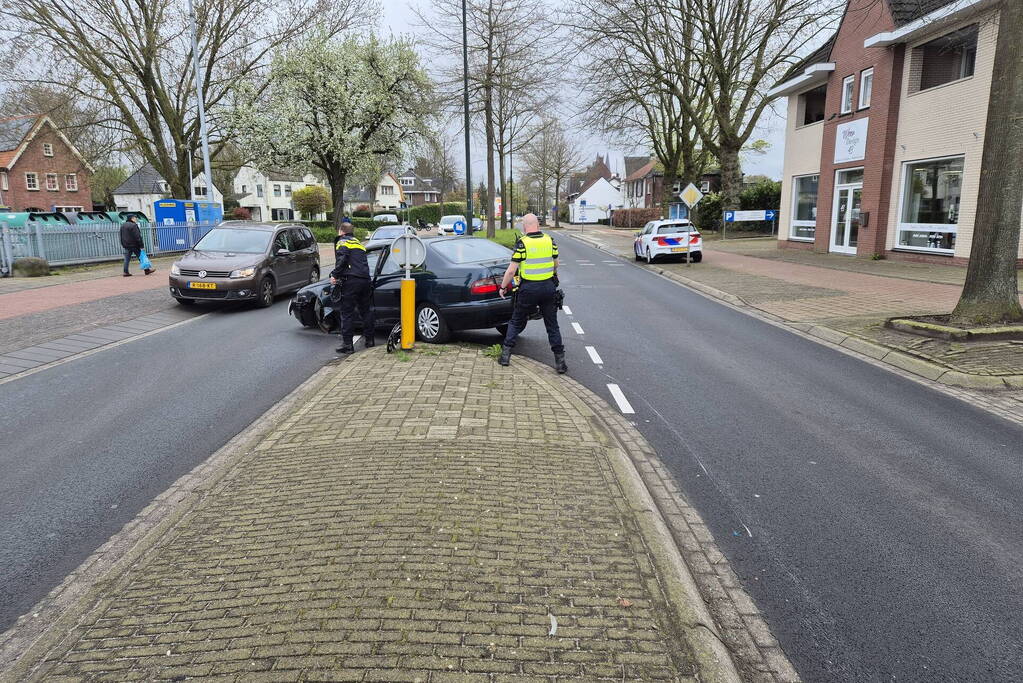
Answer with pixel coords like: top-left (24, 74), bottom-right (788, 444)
top-left (0, 360), bottom-right (350, 680)
top-left (565, 232), bottom-right (1023, 391)
top-left (514, 356), bottom-right (798, 682)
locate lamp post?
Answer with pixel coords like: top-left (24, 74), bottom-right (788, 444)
top-left (187, 0), bottom-right (213, 205)
top-left (462, 0), bottom-right (472, 229)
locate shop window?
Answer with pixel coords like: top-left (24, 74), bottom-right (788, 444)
top-left (800, 84), bottom-right (827, 125)
top-left (790, 175), bottom-right (819, 241)
top-left (858, 68), bottom-right (873, 109)
top-left (840, 76), bottom-right (855, 114)
top-left (897, 156), bottom-right (963, 253)
top-left (912, 25), bottom-right (978, 92)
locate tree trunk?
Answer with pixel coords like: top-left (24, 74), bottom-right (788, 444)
top-left (554, 179), bottom-right (561, 228)
top-left (718, 145), bottom-right (743, 210)
top-left (328, 171), bottom-right (346, 231)
top-left (662, 167), bottom-right (678, 219)
top-left (950, 2), bottom-right (1023, 324)
top-left (485, 88), bottom-right (497, 238)
top-left (498, 130), bottom-right (508, 232)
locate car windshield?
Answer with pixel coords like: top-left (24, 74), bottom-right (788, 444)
top-left (438, 216), bottom-right (459, 225)
top-left (194, 228), bottom-right (271, 253)
top-left (657, 224), bottom-right (691, 234)
top-left (372, 227), bottom-right (406, 240)
top-left (433, 239), bottom-right (512, 264)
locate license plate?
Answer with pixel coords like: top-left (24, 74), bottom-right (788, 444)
top-left (671, 247), bottom-right (688, 253)
top-left (189, 282), bottom-right (217, 290)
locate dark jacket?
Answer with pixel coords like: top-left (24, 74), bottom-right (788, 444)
top-left (120, 221), bottom-right (143, 251)
top-left (330, 235), bottom-right (370, 280)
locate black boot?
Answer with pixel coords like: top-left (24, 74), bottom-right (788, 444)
top-left (498, 345), bottom-right (512, 366)
top-left (336, 341), bottom-right (354, 354)
top-left (554, 352), bottom-right (567, 374)
top-left (364, 336), bottom-right (375, 348)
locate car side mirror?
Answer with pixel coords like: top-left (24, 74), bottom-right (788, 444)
top-left (276, 248), bottom-right (290, 255)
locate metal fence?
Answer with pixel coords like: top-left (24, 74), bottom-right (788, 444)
top-left (0, 220), bottom-right (217, 272)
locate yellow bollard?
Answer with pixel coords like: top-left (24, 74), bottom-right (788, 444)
top-left (401, 278), bottom-right (415, 349)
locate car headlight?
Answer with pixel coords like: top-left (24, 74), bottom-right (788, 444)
top-left (230, 267), bottom-right (256, 279)
top-left (170, 263), bottom-right (180, 276)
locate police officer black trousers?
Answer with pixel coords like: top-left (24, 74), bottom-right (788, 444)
top-left (501, 279), bottom-right (565, 372)
top-left (337, 277), bottom-right (375, 352)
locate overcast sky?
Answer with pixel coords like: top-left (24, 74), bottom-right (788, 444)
top-left (377, 0), bottom-right (787, 181)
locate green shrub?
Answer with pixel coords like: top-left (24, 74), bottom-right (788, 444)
top-left (352, 209), bottom-right (372, 218)
top-left (407, 201), bottom-right (469, 226)
top-left (304, 222), bottom-right (370, 243)
top-left (694, 192), bottom-right (723, 232)
top-left (612, 208), bottom-right (661, 228)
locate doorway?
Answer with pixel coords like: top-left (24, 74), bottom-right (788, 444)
top-left (831, 168), bottom-right (863, 255)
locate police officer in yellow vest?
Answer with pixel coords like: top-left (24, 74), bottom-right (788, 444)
top-left (330, 220), bottom-right (375, 354)
top-left (498, 213), bottom-right (566, 373)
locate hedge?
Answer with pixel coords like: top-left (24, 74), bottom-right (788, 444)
top-left (302, 221), bottom-right (371, 243)
top-left (407, 202), bottom-right (469, 226)
top-left (611, 208), bottom-right (661, 228)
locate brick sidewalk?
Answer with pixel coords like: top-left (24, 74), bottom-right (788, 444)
top-left (570, 227), bottom-right (1023, 385)
top-left (4, 347), bottom-right (786, 681)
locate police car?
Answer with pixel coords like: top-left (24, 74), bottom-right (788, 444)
top-left (633, 219), bottom-right (703, 263)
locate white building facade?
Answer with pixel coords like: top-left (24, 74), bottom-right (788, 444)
top-left (234, 167), bottom-right (328, 222)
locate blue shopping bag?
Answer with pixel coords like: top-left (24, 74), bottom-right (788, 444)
top-left (138, 249), bottom-right (152, 271)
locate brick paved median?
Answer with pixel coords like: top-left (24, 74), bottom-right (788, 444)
top-left (4, 346), bottom-right (756, 681)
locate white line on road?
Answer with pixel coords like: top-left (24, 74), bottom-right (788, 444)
top-left (607, 384), bottom-right (635, 414)
top-left (562, 305), bottom-right (573, 315)
top-left (585, 346), bottom-right (603, 365)
top-left (571, 322), bottom-right (585, 335)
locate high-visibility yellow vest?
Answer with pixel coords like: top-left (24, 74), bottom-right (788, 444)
top-left (519, 234), bottom-right (555, 280)
top-left (336, 237), bottom-right (366, 252)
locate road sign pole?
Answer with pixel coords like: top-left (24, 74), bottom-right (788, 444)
top-left (401, 231), bottom-right (415, 350)
top-left (722, 212), bottom-right (727, 241)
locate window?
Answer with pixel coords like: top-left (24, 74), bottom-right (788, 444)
top-left (380, 185), bottom-right (394, 196)
top-left (289, 228), bottom-right (313, 249)
top-left (790, 175), bottom-right (819, 241)
top-left (65, 173), bottom-right (78, 191)
top-left (284, 185), bottom-right (292, 197)
top-left (400, 178), bottom-right (414, 186)
top-left (42, 143), bottom-right (53, 157)
top-left (799, 84), bottom-right (827, 125)
top-left (913, 25), bottom-right (978, 92)
top-left (55, 205), bottom-right (83, 212)
top-left (837, 168), bottom-right (864, 185)
top-left (45, 173), bottom-right (58, 191)
top-left (256, 184), bottom-right (264, 198)
top-left (858, 68), bottom-right (873, 109)
top-left (273, 184), bottom-right (282, 197)
top-left (897, 156), bottom-right (964, 253)
top-left (0, 172), bottom-right (7, 191)
top-left (241, 184), bottom-right (247, 194)
top-left (273, 230), bottom-right (293, 252)
top-left (841, 76), bottom-right (855, 114)
top-left (700, 180), bottom-right (711, 193)
top-left (194, 185), bottom-right (207, 197)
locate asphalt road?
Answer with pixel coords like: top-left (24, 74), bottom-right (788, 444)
top-left (0, 296), bottom-right (343, 631)
top-left (494, 234), bottom-right (1023, 681)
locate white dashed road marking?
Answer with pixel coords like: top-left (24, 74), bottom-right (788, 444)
top-left (607, 384), bottom-right (635, 414)
top-left (585, 346), bottom-right (603, 365)
top-left (562, 305), bottom-right (573, 315)
top-left (571, 322), bottom-right (585, 335)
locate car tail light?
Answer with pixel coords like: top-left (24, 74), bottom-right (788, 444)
top-left (470, 277), bottom-right (500, 294)
top-left (690, 233), bottom-right (701, 244)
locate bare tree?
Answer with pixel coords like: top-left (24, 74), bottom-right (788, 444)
top-left (1, 0), bottom-right (370, 198)
top-left (950, 1), bottom-right (1023, 324)
top-left (416, 0), bottom-right (552, 237)
top-left (418, 132), bottom-right (460, 204)
top-left (522, 118), bottom-right (582, 228)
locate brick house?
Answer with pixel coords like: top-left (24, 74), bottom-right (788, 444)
top-left (0, 115), bottom-right (93, 212)
top-left (770, 0), bottom-right (1017, 265)
top-left (396, 170), bottom-right (441, 207)
top-left (621, 158), bottom-right (722, 210)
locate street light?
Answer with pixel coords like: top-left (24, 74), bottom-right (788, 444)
top-left (187, 0), bottom-right (212, 204)
top-left (461, 0), bottom-right (472, 230)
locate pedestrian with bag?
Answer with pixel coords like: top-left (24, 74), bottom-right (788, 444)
top-left (330, 220), bottom-right (375, 354)
top-left (119, 215), bottom-right (153, 277)
top-left (497, 213), bottom-right (567, 373)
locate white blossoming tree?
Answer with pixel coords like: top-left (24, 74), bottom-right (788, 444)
top-left (232, 33), bottom-right (434, 230)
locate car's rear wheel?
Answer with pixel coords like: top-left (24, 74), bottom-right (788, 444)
top-left (690, 251), bottom-right (703, 263)
top-left (257, 276), bottom-right (275, 308)
top-left (308, 265), bottom-right (320, 285)
top-left (416, 303), bottom-right (450, 343)
top-left (314, 299), bottom-right (335, 333)
top-left (646, 248), bottom-right (654, 264)
top-left (495, 324), bottom-right (509, 337)
top-left (175, 297), bottom-right (195, 306)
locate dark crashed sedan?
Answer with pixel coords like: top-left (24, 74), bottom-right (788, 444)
top-left (289, 237), bottom-right (513, 342)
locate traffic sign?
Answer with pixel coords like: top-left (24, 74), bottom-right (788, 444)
top-left (679, 183), bottom-right (704, 208)
top-left (390, 234), bottom-right (427, 268)
top-left (453, 220), bottom-right (466, 235)
top-left (724, 209), bottom-right (778, 222)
